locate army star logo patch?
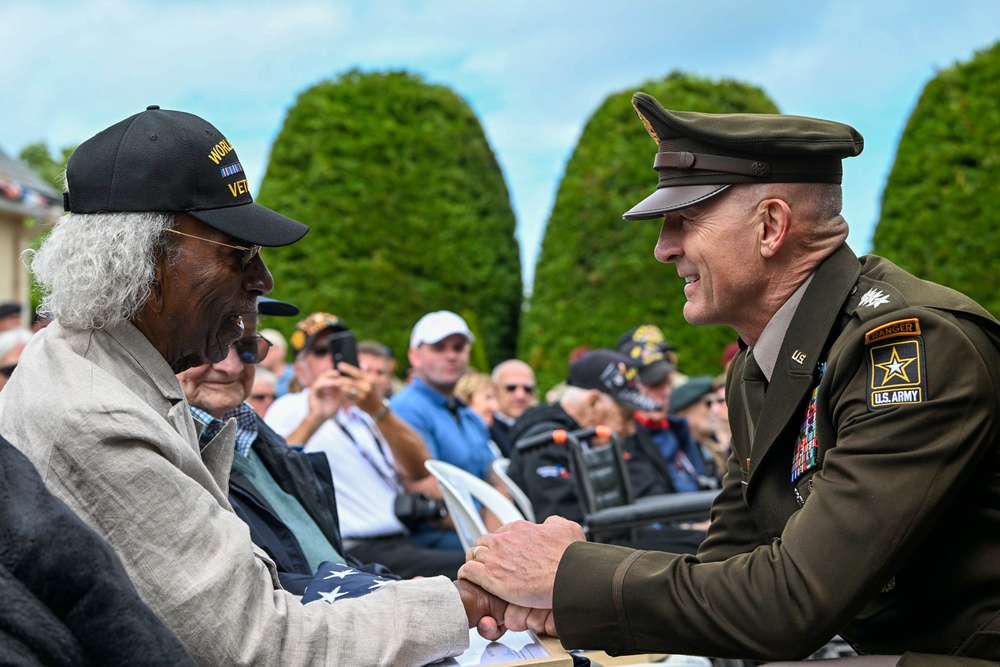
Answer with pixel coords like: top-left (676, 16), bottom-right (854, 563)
top-left (866, 337), bottom-right (926, 410)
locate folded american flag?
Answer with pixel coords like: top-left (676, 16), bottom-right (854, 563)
top-left (302, 561), bottom-right (397, 605)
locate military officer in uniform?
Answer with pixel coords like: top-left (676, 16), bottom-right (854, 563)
top-left (459, 92), bottom-right (1000, 666)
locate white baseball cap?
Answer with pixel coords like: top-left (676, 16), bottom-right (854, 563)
top-left (409, 311), bottom-right (474, 349)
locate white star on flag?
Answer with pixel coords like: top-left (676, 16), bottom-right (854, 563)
top-left (318, 587), bottom-right (349, 603)
top-left (369, 579), bottom-right (393, 590)
top-left (323, 567), bottom-right (358, 580)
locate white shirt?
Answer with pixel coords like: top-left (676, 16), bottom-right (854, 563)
top-left (265, 389), bottom-right (407, 538)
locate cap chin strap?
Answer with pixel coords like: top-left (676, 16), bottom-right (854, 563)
top-left (655, 151), bottom-right (771, 178)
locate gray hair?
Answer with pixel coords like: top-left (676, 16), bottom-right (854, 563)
top-left (26, 211), bottom-right (175, 330)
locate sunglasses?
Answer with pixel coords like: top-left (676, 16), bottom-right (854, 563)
top-left (0, 363), bottom-right (15, 378)
top-left (233, 334), bottom-right (272, 365)
top-left (164, 228), bottom-right (261, 268)
top-left (250, 392), bottom-right (276, 401)
top-left (503, 383), bottom-right (536, 394)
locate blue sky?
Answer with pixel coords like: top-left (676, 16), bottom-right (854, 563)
top-left (2, 1), bottom-right (998, 290)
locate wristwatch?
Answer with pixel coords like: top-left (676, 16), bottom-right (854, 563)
top-left (374, 397), bottom-right (391, 423)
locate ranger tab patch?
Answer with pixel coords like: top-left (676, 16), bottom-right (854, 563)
top-left (866, 319), bottom-right (926, 410)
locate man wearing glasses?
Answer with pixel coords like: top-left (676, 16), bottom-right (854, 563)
top-left (177, 302), bottom-right (409, 595)
top-left (489, 359), bottom-right (538, 456)
top-left (0, 107), bottom-right (503, 666)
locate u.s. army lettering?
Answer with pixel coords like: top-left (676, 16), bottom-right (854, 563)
top-left (871, 389), bottom-right (922, 405)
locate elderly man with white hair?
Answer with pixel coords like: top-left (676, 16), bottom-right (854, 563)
top-left (0, 106), bottom-right (504, 666)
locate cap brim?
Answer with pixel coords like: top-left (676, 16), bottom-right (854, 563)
top-left (258, 297), bottom-right (300, 317)
top-left (613, 387), bottom-right (661, 413)
top-left (191, 202), bottom-right (309, 247)
top-left (622, 184), bottom-right (730, 220)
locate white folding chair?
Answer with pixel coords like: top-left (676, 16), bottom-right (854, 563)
top-left (490, 457), bottom-right (536, 523)
top-left (424, 459), bottom-right (525, 552)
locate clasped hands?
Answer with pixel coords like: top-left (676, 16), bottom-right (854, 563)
top-left (455, 516), bottom-right (586, 639)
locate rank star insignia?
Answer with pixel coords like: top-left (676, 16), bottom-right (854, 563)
top-left (859, 288), bottom-right (891, 308)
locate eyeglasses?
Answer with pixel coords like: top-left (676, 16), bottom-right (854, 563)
top-left (250, 392), bottom-right (276, 401)
top-left (503, 384), bottom-right (536, 394)
top-left (233, 334), bottom-right (272, 365)
top-left (0, 363), bottom-right (15, 378)
top-left (164, 228), bottom-right (261, 268)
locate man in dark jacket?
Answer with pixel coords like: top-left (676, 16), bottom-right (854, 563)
top-left (177, 303), bottom-right (406, 596)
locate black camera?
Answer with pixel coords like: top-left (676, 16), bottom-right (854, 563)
top-left (394, 492), bottom-right (448, 530)
top-left (325, 329), bottom-right (359, 368)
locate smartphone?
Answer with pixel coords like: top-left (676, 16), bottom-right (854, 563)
top-left (326, 329), bottom-right (359, 369)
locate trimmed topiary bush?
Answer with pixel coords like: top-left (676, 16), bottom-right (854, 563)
top-left (873, 41), bottom-right (1000, 318)
top-left (257, 69), bottom-right (522, 369)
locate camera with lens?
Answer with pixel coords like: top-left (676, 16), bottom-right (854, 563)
top-left (394, 492), bottom-right (448, 530)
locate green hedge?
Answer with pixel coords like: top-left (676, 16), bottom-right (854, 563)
top-left (256, 70), bottom-right (522, 370)
top-left (520, 72), bottom-right (779, 393)
top-left (873, 41), bottom-right (1000, 318)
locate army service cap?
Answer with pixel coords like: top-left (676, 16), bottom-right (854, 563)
top-left (623, 92), bottom-right (864, 220)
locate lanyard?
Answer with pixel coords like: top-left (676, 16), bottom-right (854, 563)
top-left (332, 413), bottom-right (404, 494)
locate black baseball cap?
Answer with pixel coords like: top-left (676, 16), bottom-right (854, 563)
top-left (567, 349), bottom-right (660, 413)
top-left (64, 106), bottom-right (308, 247)
top-left (623, 92), bottom-right (864, 220)
top-left (616, 324), bottom-right (676, 385)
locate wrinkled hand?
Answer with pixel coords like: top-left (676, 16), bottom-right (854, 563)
top-left (453, 579), bottom-right (508, 641)
top-left (458, 516), bottom-right (585, 609)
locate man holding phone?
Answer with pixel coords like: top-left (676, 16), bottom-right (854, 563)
top-left (265, 312), bottom-right (466, 578)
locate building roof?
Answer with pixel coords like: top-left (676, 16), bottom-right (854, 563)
top-left (0, 147), bottom-right (61, 217)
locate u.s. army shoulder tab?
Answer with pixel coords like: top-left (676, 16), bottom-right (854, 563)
top-left (865, 320), bottom-right (926, 411)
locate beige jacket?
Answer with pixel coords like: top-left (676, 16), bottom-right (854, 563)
top-left (0, 320), bottom-right (468, 666)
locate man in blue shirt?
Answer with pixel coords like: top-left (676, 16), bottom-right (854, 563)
top-left (391, 311), bottom-right (498, 549)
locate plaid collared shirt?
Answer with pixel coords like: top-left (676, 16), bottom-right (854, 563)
top-left (189, 403), bottom-right (259, 458)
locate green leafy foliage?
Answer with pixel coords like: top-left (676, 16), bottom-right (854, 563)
top-left (17, 142), bottom-right (76, 191)
top-left (521, 72), bottom-right (779, 392)
top-left (873, 41), bottom-right (1000, 318)
top-left (256, 70), bottom-right (522, 368)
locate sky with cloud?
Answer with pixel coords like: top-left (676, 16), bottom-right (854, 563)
top-left (2, 1), bottom-right (998, 289)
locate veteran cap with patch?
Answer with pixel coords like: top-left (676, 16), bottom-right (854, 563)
top-left (290, 312), bottom-right (349, 356)
top-left (623, 92), bottom-right (865, 220)
top-left (567, 348), bottom-right (660, 413)
top-left (64, 106), bottom-right (308, 247)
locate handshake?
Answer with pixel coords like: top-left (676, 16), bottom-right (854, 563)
top-left (452, 516), bottom-right (586, 640)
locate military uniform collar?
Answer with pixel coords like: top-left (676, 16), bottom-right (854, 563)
top-left (750, 273), bottom-right (814, 382)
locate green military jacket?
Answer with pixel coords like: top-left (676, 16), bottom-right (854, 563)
top-left (552, 244), bottom-right (1000, 664)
